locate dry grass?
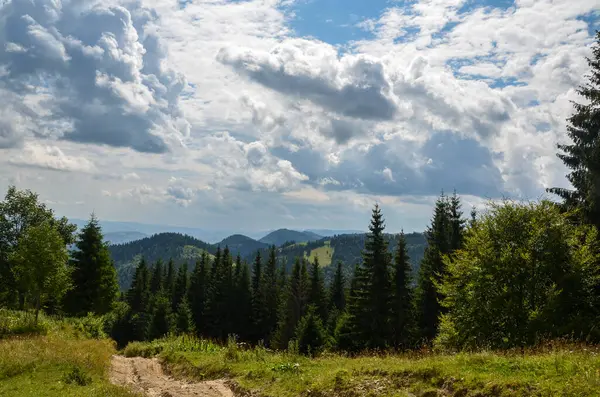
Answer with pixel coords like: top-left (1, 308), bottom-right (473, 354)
top-left (0, 312), bottom-right (138, 397)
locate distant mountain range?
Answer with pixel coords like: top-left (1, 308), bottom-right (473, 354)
top-left (70, 218), bottom-right (363, 244)
top-left (108, 228), bottom-right (427, 290)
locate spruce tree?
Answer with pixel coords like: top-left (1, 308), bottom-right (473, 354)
top-left (273, 257), bottom-right (309, 349)
top-left (149, 295), bottom-right (172, 340)
top-left (172, 263), bottom-right (188, 312)
top-left (64, 213), bottom-right (118, 316)
top-left (251, 251), bottom-right (267, 342)
top-left (548, 32), bottom-right (600, 230)
top-left (308, 257), bottom-right (328, 324)
top-left (295, 305), bottom-right (327, 356)
top-left (391, 231), bottom-right (415, 349)
top-left (127, 257), bottom-right (150, 314)
top-left (329, 261), bottom-right (346, 313)
top-left (175, 297), bottom-right (194, 334)
top-left (235, 260), bottom-right (253, 340)
top-left (415, 191), bottom-right (465, 342)
top-left (149, 260), bottom-right (164, 295)
top-left (165, 259), bottom-right (175, 297)
top-left (264, 245), bottom-right (280, 342)
top-left (188, 253), bottom-right (208, 334)
top-left (356, 204), bottom-right (393, 350)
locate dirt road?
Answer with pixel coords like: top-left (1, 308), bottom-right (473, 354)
top-left (109, 355), bottom-right (235, 397)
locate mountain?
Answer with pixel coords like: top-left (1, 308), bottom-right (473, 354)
top-left (218, 234), bottom-right (269, 258)
top-left (303, 229), bottom-right (365, 237)
top-left (258, 228), bottom-right (323, 246)
top-left (104, 231), bottom-right (148, 245)
top-left (108, 232), bottom-right (215, 289)
top-left (70, 218), bottom-right (237, 244)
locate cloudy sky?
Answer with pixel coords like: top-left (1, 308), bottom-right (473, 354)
top-left (0, 0), bottom-right (598, 235)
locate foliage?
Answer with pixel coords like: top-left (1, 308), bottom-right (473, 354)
top-left (436, 200), bottom-right (600, 350)
top-left (548, 32), bottom-right (600, 231)
top-left (10, 222), bottom-right (71, 324)
top-left (64, 214), bottom-right (118, 316)
top-left (295, 306), bottom-right (327, 356)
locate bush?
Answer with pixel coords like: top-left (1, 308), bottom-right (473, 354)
top-left (0, 309), bottom-right (49, 337)
top-left (62, 366), bottom-right (92, 386)
top-left (67, 313), bottom-right (107, 339)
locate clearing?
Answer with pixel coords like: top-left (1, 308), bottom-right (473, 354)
top-left (109, 355), bottom-right (234, 397)
top-left (306, 241), bottom-right (334, 266)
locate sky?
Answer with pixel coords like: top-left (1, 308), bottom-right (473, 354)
top-left (0, 0), bottom-right (599, 235)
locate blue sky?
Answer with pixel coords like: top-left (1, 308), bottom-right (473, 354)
top-left (0, 0), bottom-right (599, 236)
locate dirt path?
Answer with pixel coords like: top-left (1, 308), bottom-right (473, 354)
top-left (109, 355), bottom-right (235, 397)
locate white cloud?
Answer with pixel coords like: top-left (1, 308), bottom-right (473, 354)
top-left (8, 144), bottom-right (96, 173)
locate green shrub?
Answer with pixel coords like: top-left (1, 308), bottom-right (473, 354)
top-left (62, 366), bottom-right (92, 386)
top-left (0, 309), bottom-right (49, 337)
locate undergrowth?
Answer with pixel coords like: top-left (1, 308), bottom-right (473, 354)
top-left (0, 310), bottom-right (137, 397)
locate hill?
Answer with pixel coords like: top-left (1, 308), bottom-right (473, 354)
top-left (258, 228), bottom-right (323, 246)
top-left (108, 233), bottom-right (215, 289)
top-left (246, 232), bottom-right (427, 284)
top-left (104, 231), bottom-right (148, 245)
top-left (217, 234), bottom-right (269, 258)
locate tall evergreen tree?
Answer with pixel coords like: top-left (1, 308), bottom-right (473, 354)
top-left (548, 32), bottom-right (600, 230)
top-left (415, 192), bottom-right (465, 342)
top-left (172, 263), bottom-right (188, 312)
top-left (391, 231), bottom-right (415, 349)
top-left (273, 257), bottom-right (309, 349)
top-left (264, 245), bottom-right (280, 342)
top-left (127, 258), bottom-right (150, 313)
top-left (165, 259), bottom-right (175, 297)
top-left (149, 260), bottom-right (164, 295)
top-left (188, 253), bottom-right (208, 334)
top-left (64, 213), bottom-right (118, 316)
top-left (235, 260), bottom-right (253, 340)
top-left (328, 261), bottom-right (346, 313)
top-left (251, 251), bottom-right (266, 342)
top-left (416, 193), bottom-right (450, 342)
top-left (149, 295), bottom-right (172, 340)
top-left (308, 257), bottom-right (328, 324)
top-left (175, 297), bottom-right (195, 334)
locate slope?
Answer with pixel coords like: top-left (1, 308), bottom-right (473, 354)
top-left (259, 228), bottom-right (323, 246)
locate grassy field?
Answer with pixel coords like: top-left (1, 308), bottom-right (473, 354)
top-left (0, 310), bottom-right (137, 397)
top-left (123, 335), bottom-right (600, 396)
top-left (307, 241), bottom-right (334, 267)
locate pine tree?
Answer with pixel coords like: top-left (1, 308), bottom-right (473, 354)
top-left (165, 259), bottom-right (175, 297)
top-left (175, 297), bottom-right (194, 334)
top-left (64, 213), bottom-right (118, 316)
top-left (391, 231), bottom-right (415, 349)
top-left (172, 263), bottom-right (188, 312)
top-left (548, 32), bottom-right (600, 230)
top-left (127, 258), bottom-right (150, 314)
top-left (329, 261), bottom-right (346, 313)
top-left (235, 260), bottom-right (253, 340)
top-left (149, 295), bottom-right (172, 340)
top-left (188, 253), bottom-right (208, 335)
top-left (251, 251), bottom-right (266, 342)
top-left (308, 257), bottom-right (328, 324)
top-left (295, 305), bottom-right (327, 356)
top-left (264, 245), bottom-right (280, 342)
top-left (273, 257), bottom-right (309, 349)
top-left (149, 260), bottom-right (164, 295)
top-left (350, 204), bottom-right (392, 350)
top-left (415, 191), bottom-right (465, 342)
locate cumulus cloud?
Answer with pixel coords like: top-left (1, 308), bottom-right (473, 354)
top-left (8, 143), bottom-right (96, 172)
top-left (0, 0), bottom-right (189, 153)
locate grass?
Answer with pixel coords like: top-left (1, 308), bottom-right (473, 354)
top-left (124, 336), bottom-right (600, 396)
top-left (0, 310), bottom-right (137, 397)
top-left (307, 241), bottom-right (334, 267)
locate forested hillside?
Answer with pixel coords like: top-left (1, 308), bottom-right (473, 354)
top-left (258, 228), bottom-right (323, 246)
top-left (108, 233), bottom-right (215, 289)
top-left (107, 229), bottom-right (428, 289)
